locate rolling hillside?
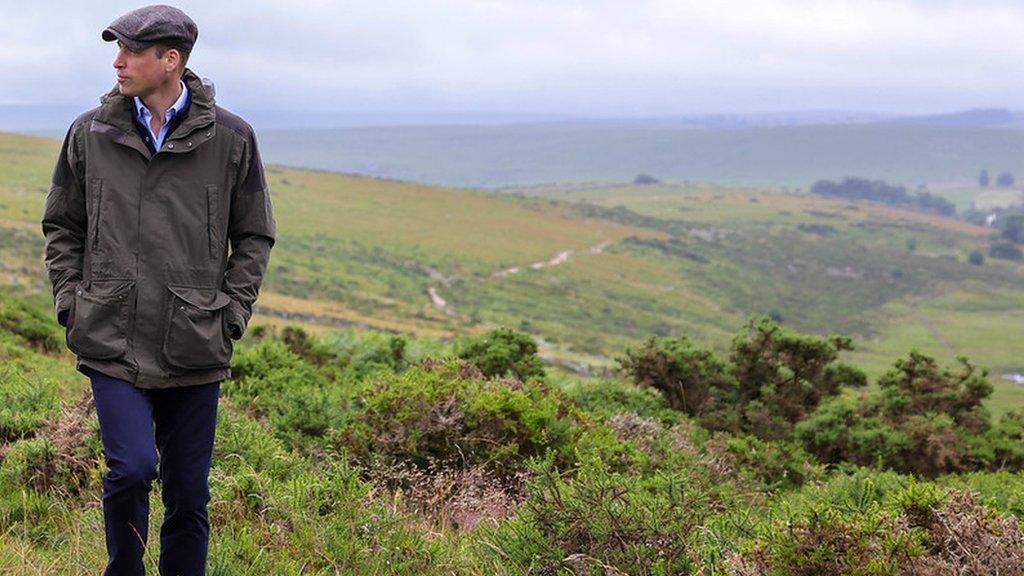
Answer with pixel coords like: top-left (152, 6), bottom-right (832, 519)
top-left (1, 130), bottom-right (1022, 413)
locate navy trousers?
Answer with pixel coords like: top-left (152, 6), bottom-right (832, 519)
top-left (85, 365), bottom-right (220, 576)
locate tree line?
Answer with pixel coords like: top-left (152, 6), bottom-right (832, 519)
top-left (810, 178), bottom-right (957, 216)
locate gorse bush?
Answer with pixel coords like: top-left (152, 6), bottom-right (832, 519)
top-left (619, 317), bottom-right (866, 440)
top-left (975, 409), bottom-right (1024, 471)
top-left (482, 454), bottom-right (704, 576)
top-left (223, 338), bottom-right (349, 447)
top-left (731, 484), bottom-right (1024, 576)
top-left (617, 333), bottom-right (733, 417)
top-left (455, 327), bottom-right (546, 381)
top-left (563, 377), bottom-right (679, 423)
top-left (726, 318), bottom-right (867, 440)
top-left (321, 328), bottom-right (426, 380)
top-left (335, 357), bottom-right (574, 481)
top-left (797, 353), bottom-right (1005, 477)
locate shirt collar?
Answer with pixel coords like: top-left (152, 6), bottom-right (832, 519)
top-left (133, 79), bottom-right (189, 123)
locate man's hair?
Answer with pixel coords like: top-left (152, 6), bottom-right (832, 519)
top-left (154, 44), bottom-right (190, 76)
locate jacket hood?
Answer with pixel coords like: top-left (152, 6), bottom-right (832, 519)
top-left (100, 68), bottom-right (215, 105)
top-left (96, 68), bottom-right (216, 139)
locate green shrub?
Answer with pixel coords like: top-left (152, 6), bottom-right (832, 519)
top-left (322, 328), bottom-right (420, 380)
top-left (280, 325), bottom-right (335, 365)
top-left (0, 392), bottom-right (99, 502)
top-left (799, 353), bottom-right (997, 477)
top-left (562, 377), bottom-right (677, 423)
top-left (939, 470), bottom-right (1024, 518)
top-left (616, 334), bottom-right (734, 417)
top-left (973, 409), bottom-right (1024, 471)
top-left (619, 317), bottom-right (866, 440)
top-left (0, 295), bottom-right (62, 354)
top-left (796, 395), bottom-right (911, 471)
top-left (878, 352), bottom-right (990, 433)
top-left (0, 365), bottom-right (60, 440)
top-left (480, 454), bottom-right (703, 576)
top-left (224, 339), bottom-right (349, 447)
top-left (454, 327), bottom-right (545, 381)
top-left (335, 357), bottom-right (573, 480)
top-left (729, 317), bottom-right (866, 439)
top-left (213, 403), bottom-right (307, 481)
top-left (721, 434), bottom-right (823, 490)
top-left (728, 479), bottom-right (1024, 575)
top-left (206, 422), bottom-right (453, 574)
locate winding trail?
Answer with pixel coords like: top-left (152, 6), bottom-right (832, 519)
top-left (427, 239), bottom-right (613, 314)
top-left (491, 240), bottom-right (612, 279)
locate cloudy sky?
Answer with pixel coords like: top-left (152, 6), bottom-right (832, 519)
top-left (2, 0), bottom-right (1023, 118)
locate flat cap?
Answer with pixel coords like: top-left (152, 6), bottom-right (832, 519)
top-left (102, 5), bottom-right (198, 53)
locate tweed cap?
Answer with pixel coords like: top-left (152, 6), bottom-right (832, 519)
top-left (102, 5), bottom-right (198, 53)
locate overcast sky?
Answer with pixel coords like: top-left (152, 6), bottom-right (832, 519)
top-left (2, 0), bottom-right (1023, 118)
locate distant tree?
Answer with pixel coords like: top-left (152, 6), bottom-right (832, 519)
top-left (989, 241), bottom-right (1024, 261)
top-left (968, 250), bottom-right (985, 266)
top-left (1001, 214), bottom-right (1024, 244)
top-left (633, 173), bottom-right (660, 185)
top-left (996, 172), bottom-right (1016, 188)
top-left (906, 238), bottom-right (917, 252)
top-left (979, 169), bottom-right (990, 188)
top-left (811, 178), bottom-right (955, 216)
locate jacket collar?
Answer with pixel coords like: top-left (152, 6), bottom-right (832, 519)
top-left (133, 79), bottom-right (190, 127)
top-left (94, 68), bottom-right (217, 156)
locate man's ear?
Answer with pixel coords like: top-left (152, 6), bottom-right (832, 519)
top-left (164, 48), bottom-right (181, 74)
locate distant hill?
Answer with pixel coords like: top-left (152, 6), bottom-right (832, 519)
top-left (255, 122), bottom-right (1024, 188)
top-left (8, 106), bottom-right (1024, 189)
top-left (887, 108), bottom-right (1021, 128)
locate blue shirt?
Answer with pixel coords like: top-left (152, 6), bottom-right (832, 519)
top-left (133, 80), bottom-right (189, 152)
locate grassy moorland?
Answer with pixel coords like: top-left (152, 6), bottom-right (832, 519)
top-left (501, 181), bottom-right (1024, 413)
top-left (2, 130), bottom-right (1023, 414)
top-left (3, 127), bottom-right (1024, 573)
top-left (2, 293), bottom-right (1024, 574)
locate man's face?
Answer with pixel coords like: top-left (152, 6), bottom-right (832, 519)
top-left (112, 41), bottom-right (176, 98)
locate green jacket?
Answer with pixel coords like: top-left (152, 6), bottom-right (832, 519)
top-left (41, 68), bottom-right (276, 388)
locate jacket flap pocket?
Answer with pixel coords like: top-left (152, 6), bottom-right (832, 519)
top-left (168, 285), bottom-right (232, 311)
top-left (83, 279), bottom-right (134, 302)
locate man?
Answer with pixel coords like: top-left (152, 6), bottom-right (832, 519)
top-left (40, 5), bottom-right (276, 575)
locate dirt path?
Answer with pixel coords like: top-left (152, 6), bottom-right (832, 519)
top-left (491, 240), bottom-right (611, 279)
top-left (427, 239), bottom-right (612, 320)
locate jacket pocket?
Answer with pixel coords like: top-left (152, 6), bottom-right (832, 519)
top-left (88, 178), bottom-right (103, 253)
top-left (66, 279), bottom-right (133, 360)
top-left (206, 184), bottom-right (220, 260)
top-left (163, 285), bottom-right (233, 370)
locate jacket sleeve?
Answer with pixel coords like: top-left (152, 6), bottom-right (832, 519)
top-left (222, 128), bottom-right (276, 339)
top-left (41, 121), bottom-right (87, 327)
